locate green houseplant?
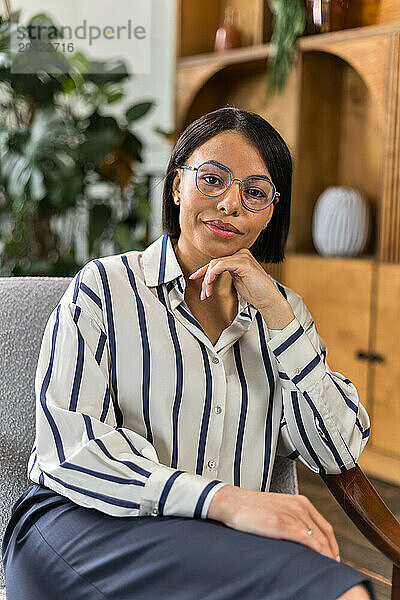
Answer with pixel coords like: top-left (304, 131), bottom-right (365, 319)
top-left (265, 0), bottom-right (306, 99)
top-left (0, 9), bottom-right (156, 276)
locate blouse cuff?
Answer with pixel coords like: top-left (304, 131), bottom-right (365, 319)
top-left (267, 316), bottom-right (326, 393)
top-left (139, 465), bottom-right (228, 519)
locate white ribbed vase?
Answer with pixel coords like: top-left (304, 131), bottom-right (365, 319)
top-left (312, 186), bottom-right (370, 257)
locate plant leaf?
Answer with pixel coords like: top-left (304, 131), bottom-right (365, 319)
top-left (125, 101), bottom-right (154, 122)
top-left (88, 202), bottom-right (112, 254)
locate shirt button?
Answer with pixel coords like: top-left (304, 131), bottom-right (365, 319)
top-left (214, 405), bottom-right (222, 414)
top-left (151, 507), bottom-right (159, 516)
top-left (212, 357), bottom-right (220, 364)
top-left (207, 459), bottom-right (217, 469)
top-left (293, 367), bottom-right (301, 375)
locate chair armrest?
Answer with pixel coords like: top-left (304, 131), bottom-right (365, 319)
top-left (320, 464), bottom-right (400, 566)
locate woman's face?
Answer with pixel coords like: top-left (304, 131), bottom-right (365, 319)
top-left (172, 130), bottom-right (279, 259)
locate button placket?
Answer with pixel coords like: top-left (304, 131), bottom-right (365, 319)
top-left (205, 351), bottom-right (225, 475)
top-left (212, 359), bottom-right (225, 417)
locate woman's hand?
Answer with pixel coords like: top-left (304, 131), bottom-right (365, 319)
top-left (188, 248), bottom-right (295, 326)
top-left (208, 485), bottom-right (341, 562)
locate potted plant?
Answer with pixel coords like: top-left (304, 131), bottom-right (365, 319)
top-left (0, 9), bottom-right (156, 276)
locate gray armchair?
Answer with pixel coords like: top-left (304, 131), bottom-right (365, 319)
top-left (0, 276), bottom-right (298, 599)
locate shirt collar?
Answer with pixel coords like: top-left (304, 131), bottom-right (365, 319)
top-left (142, 233), bottom-right (257, 318)
top-left (142, 233), bottom-right (182, 287)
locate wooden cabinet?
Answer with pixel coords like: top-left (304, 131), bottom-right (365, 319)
top-left (365, 263), bottom-right (400, 482)
top-left (283, 255), bottom-right (400, 485)
top-left (174, 3), bottom-right (400, 483)
top-left (282, 254), bottom-right (374, 412)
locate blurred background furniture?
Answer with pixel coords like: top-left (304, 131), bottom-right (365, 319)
top-left (1, 276), bottom-right (400, 599)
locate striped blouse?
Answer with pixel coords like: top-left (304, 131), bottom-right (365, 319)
top-left (28, 232), bottom-right (371, 520)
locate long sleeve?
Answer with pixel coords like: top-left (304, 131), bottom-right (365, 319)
top-left (267, 296), bottom-right (371, 475)
top-left (28, 261), bottom-right (228, 518)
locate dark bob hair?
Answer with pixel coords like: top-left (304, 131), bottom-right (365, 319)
top-left (162, 106), bottom-right (292, 263)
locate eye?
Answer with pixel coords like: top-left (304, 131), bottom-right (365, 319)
top-left (245, 188), bottom-right (266, 198)
top-left (203, 175), bottom-right (222, 185)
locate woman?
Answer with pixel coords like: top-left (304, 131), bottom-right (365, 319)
top-left (2, 107), bottom-right (375, 600)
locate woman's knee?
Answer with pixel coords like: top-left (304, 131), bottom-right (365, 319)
top-left (337, 582), bottom-right (372, 600)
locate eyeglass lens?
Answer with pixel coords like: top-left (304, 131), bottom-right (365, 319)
top-left (196, 162), bottom-right (275, 210)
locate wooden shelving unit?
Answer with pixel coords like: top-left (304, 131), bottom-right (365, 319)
top-left (174, 1), bottom-right (400, 484)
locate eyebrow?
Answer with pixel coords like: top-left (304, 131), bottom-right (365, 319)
top-left (208, 159), bottom-right (271, 180)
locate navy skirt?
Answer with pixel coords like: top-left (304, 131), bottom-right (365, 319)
top-left (2, 483), bottom-right (376, 600)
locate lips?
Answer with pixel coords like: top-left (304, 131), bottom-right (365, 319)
top-left (204, 220), bottom-right (241, 233)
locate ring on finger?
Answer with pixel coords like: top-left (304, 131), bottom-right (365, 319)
top-left (306, 525), bottom-right (313, 535)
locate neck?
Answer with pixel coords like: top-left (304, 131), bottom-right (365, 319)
top-left (173, 235), bottom-right (235, 299)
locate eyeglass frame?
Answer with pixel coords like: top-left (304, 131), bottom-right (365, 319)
top-left (176, 160), bottom-right (280, 212)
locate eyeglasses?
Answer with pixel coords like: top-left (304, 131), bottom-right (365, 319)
top-left (177, 160), bottom-right (280, 212)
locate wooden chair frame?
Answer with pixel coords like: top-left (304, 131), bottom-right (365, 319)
top-left (321, 465), bottom-right (400, 599)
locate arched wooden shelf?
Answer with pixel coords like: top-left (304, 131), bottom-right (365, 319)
top-left (176, 44), bottom-right (272, 133)
top-left (176, 21), bottom-right (400, 133)
top-left (290, 50), bottom-right (379, 257)
top-left (298, 27), bottom-right (392, 114)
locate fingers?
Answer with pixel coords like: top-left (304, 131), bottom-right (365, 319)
top-left (188, 264), bottom-right (208, 280)
top-left (296, 496), bottom-right (340, 561)
top-left (188, 263), bottom-right (215, 300)
top-left (304, 500), bottom-right (340, 560)
top-left (266, 515), bottom-right (336, 561)
top-left (190, 262), bottom-right (221, 300)
top-left (189, 258), bottom-right (241, 300)
top-left (202, 260), bottom-right (236, 299)
top-left (203, 265), bottom-right (214, 299)
top-left (298, 517), bottom-right (336, 560)
top-left (193, 265), bottom-right (211, 300)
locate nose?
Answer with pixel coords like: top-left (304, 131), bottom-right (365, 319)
top-left (216, 178), bottom-right (243, 213)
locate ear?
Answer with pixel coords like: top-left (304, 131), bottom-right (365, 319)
top-left (172, 168), bottom-right (182, 198)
